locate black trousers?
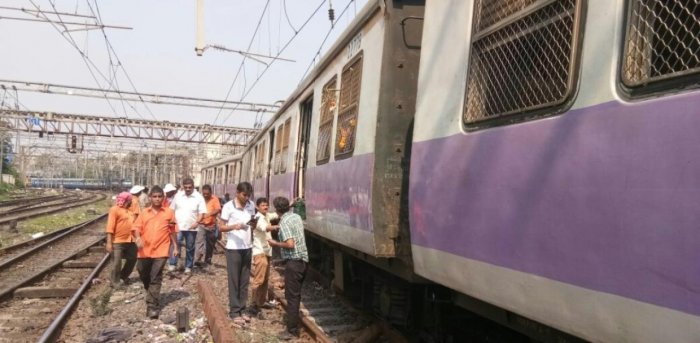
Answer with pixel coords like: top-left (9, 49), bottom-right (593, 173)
top-left (284, 260), bottom-right (307, 331)
top-left (111, 242), bottom-right (137, 285)
top-left (195, 226), bottom-right (217, 263)
top-left (225, 248), bottom-right (252, 316)
top-left (137, 257), bottom-right (168, 312)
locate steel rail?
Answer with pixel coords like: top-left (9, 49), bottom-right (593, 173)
top-left (37, 252), bottom-right (110, 343)
top-left (273, 291), bottom-right (334, 343)
top-left (0, 194), bottom-right (80, 214)
top-left (0, 235), bottom-right (105, 301)
top-left (0, 194), bottom-right (70, 207)
top-left (0, 214), bottom-right (107, 268)
top-left (0, 193), bottom-right (106, 225)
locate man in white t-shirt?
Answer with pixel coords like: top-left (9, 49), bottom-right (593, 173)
top-left (219, 181), bottom-right (256, 325)
top-left (168, 178), bottom-right (206, 274)
top-left (250, 197), bottom-right (279, 314)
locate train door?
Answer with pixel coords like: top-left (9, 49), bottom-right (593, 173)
top-left (224, 164), bottom-right (229, 186)
top-left (295, 95), bottom-right (313, 198)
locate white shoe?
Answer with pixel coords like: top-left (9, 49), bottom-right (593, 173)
top-left (184, 268), bottom-right (192, 274)
top-left (167, 265), bottom-right (176, 272)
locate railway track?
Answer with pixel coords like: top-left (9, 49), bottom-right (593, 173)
top-left (0, 215), bottom-right (107, 267)
top-left (0, 194), bottom-right (73, 209)
top-left (268, 262), bottom-right (404, 342)
top-left (0, 215), bottom-right (107, 300)
top-left (0, 216), bottom-right (108, 343)
top-left (0, 192), bottom-right (106, 226)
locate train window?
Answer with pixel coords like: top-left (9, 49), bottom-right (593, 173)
top-left (621, 0), bottom-right (700, 93)
top-left (464, 0), bottom-right (583, 127)
top-left (317, 76), bottom-right (338, 164)
top-left (281, 118), bottom-right (291, 172)
top-left (336, 53), bottom-right (363, 158)
top-left (228, 163), bottom-right (235, 184)
top-left (274, 124), bottom-right (284, 174)
top-left (255, 141), bottom-right (266, 178)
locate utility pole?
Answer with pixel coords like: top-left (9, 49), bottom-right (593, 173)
top-left (147, 152), bottom-right (151, 187)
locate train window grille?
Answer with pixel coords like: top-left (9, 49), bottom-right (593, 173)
top-left (464, 0), bottom-right (582, 126)
top-left (622, 0), bottom-right (700, 89)
top-left (336, 54), bottom-right (363, 158)
top-left (281, 118), bottom-right (291, 172)
top-left (274, 124), bottom-right (284, 174)
top-left (317, 76), bottom-right (337, 164)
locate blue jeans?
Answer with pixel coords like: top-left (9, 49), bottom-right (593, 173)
top-left (169, 231), bottom-right (197, 269)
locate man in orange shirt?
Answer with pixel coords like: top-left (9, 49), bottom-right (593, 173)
top-left (106, 192), bottom-right (137, 288)
top-left (195, 184), bottom-right (221, 266)
top-left (131, 186), bottom-right (178, 319)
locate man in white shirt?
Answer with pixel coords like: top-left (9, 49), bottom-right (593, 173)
top-left (168, 178), bottom-right (206, 274)
top-left (219, 181), bottom-right (256, 325)
top-left (250, 197), bottom-right (279, 314)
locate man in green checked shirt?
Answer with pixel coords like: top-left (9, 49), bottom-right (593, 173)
top-left (267, 196), bottom-right (308, 339)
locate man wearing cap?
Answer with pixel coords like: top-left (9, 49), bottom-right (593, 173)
top-left (168, 178), bottom-right (206, 274)
top-left (162, 184), bottom-right (178, 209)
top-left (106, 192), bottom-right (138, 288)
top-left (139, 187), bottom-right (151, 210)
top-left (129, 185), bottom-right (145, 218)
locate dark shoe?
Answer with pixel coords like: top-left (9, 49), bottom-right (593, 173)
top-left (147, 310), bottom-right (159, 319)
top-left (246, 307), bottom-right (260, 316)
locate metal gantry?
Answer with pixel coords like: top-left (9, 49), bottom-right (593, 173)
top-left (0, 110), bottom-right (259, 146)
top-left (0, 80), bottom-right (280, 113)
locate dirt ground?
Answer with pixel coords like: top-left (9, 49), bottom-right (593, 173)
top-left (59, 250), bottom-right (304, 343)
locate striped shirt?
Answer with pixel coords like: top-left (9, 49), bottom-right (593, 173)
top-left (278, 212), bottom-right (308, 262)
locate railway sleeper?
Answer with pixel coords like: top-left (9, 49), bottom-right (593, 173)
top-left (13, 286), bottom-right (78, 298)
top-left (62, 261), bottom-right (99, 268)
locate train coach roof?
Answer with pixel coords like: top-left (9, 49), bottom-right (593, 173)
top-left (244, 0), bottom-right (382, 150)
top-left (201, 153), bottom-right (243, 170)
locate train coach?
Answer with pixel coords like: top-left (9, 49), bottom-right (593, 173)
top-left (233, 0), bottom-right (424, 271)
top-left (203, 0), bottom-right (700, 341)
top-left (410, 0), bottom-right (700, 342)
top-left (201, 154), bottom-right (242, 197)
top-left (29, 177), bottom-right (133, 190)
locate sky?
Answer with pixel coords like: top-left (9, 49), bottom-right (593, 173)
top-left (0, 0), bottom-right (369, 130)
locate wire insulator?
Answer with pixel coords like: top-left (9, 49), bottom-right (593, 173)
top-left (328, 8), bottom-right (335, 22)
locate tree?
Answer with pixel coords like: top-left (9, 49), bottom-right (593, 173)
top-left (1, 132), bottom-right (15, 174)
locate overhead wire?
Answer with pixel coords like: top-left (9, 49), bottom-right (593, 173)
top-left (218, 0), bottom-right (354, 127)
top-left (46, 0), bottom-right (121, 98)
top-left (217, 0), bottom-right (328, 127)
top-left (298, 0), bottom-right (355, 84)
top-left (283, 0), bottom-right (298, 33)
top-left (28, 0), bottom-right (126, 119)
top-left (88, 0), bottom-right (157, 120)
top-left (212, 0), bottom-right (272, 126)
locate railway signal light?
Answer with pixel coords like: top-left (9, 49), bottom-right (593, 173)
top-left (67, 135), bottom-right (82, 153)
